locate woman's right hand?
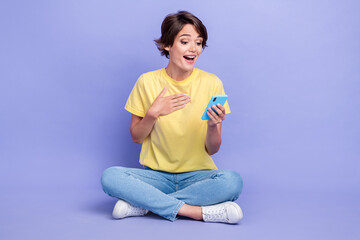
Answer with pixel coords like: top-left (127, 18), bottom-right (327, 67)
top-left (147, 87), bottom-right (191, 118)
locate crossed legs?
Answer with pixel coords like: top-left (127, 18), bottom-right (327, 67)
top-left (101, 166), bottom-right (243, 222)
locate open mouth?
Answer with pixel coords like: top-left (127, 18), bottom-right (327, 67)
top-left (183, 55), bottom-right (196, 62)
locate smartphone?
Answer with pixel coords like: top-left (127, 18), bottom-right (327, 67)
top-left (201, 95), bottom-right (228, 120)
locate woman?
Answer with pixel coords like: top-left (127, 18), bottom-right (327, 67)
top-left (101, 11), bottom-right (243, 224)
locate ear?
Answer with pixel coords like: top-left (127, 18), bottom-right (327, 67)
top-left (164, 46), bottom-right (170, 52)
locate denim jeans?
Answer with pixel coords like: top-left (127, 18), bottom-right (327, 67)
top-left (101, 166), bottom-right (243, 221)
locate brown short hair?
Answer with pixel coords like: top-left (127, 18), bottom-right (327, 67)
top-left (155, 11), bottom-right (208, 58)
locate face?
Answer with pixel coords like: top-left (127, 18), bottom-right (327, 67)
top-left (165, 24), bottom-right (203, 74)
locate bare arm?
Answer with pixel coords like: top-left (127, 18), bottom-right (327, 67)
top-left (130, 113), bottom-right (157, 144)
top-left (205, 104), bottom-right (226, 155)
top-left (130, 87), bottom-right (191, 144)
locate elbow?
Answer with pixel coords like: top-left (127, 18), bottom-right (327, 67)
top-left (208, 150), bottom-right (217, 156)
top-left (133, 139), bottom-right (143, 144)
top-left (209, 148), bottom-right (220, 155)
top-left (205, 140), bottom-right (222, 155)
top-left (130, 130), bottom-right (143, 144)
top-left (131, 135), bottom-right (143, 144)
top-left (206, 145), bottom-right (221, 156)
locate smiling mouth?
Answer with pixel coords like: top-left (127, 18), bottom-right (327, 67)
top-left (184, 56), bottom-right (196, 62)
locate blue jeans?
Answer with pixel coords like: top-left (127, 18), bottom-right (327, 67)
top-left (101, 166), bottom-right (243, 221)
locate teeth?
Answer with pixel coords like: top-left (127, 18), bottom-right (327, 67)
top-left (185, 56), bottom-right (195, 59)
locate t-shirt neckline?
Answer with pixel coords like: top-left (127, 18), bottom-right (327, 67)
top-left (161, 68), bottom-right (197, 86)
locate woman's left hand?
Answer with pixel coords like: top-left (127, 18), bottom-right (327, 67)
top-left (207, 104), bottom-right (225, 127)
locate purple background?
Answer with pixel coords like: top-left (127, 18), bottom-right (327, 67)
top-left (1, 0), bottom-right (359, 239)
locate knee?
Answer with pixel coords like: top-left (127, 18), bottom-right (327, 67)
top-left (219, 170), bottom-right (243, 200)
top-left (101, 167), bottom-right (125, 192)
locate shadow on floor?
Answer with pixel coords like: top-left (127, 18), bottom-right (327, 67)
top-left (85, 197), bottom-right (198, 222)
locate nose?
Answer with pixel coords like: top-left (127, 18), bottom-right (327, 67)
top-left (189, 42), bottom-right (196, 52)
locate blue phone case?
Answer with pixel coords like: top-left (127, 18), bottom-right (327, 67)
top-left (201, 95), bottom-right (228, 120)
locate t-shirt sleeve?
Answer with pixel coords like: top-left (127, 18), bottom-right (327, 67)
top-left (214, 77), bottom-right (231, 114)
top-left (125, 75), bottom-right (146, 117)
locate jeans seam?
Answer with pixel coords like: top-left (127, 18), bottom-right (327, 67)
top-left (173, 176), bottom-right (219, 197)
top-left (170, 201), bottom-right (184, 222)
top-left (180, 172), bottom-right (218, 183)
top-left (181, 177), bottom-right (214, 183)
top-left (127, 172), bottom-right (169, 183)
top-left (174, 174), bottom-right (178, 191)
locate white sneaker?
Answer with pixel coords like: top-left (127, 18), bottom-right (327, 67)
top-left (202, 201), bottom-right (243, 224)
top-left (112, 199), bottom-right (148, 219)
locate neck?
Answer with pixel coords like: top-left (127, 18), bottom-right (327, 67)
top-left (165, 64), bottom-right (193, 81)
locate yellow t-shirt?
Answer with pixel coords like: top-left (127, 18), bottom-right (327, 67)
top-left (125, 68), bottom-right (231, 173)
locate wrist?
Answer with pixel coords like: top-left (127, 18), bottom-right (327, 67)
top-left (207, 122), bottom-right (218, 128)
top-left (146, 108), bottom-right (159, 120)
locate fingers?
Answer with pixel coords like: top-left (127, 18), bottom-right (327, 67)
top-left (170, 93), bottom-right (189, 100)
top-left (210, 104), bottom-right (225, 120)
top-left (161, 91), bottom-right (189, 101)
top-left (207, 104), bottom-right (225, 125)
top-left (207, 108), bottom-right (219, 120)
top-left (171, 97), bottom-right (190, 112)
top-left (169, 94), bottom-right (190, 112)
top-left (173, 104), bottom-right (187, 111)
top-left (171, 95), bottom-right (190, 107)
top-left (207, 108), bottom-right (219, 125)
top-left (154, 90), bottom-right (191, 115)
top-left (216, 103), bottom-right (226, 113)
top-left (165, 93), bottom-right (190, 106)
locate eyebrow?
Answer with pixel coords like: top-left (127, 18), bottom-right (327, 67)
top-left (179, 34), bottom-right (203, 39)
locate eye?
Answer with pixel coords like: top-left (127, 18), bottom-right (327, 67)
top-left (196, 42), bottom-right (202, 46)
top-left (181, 41), bottom-right (188, 45)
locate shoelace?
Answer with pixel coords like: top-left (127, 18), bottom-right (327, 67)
top-left (128, 205), bottom-right (147, 215)
top-left (205, 207), bottom-right (229, 221)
